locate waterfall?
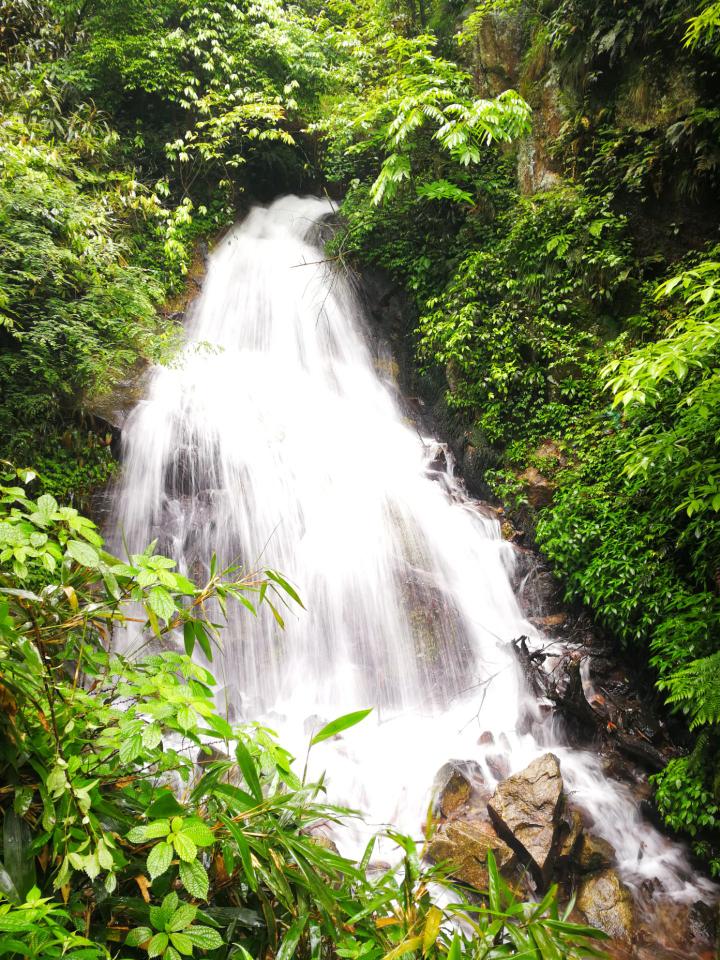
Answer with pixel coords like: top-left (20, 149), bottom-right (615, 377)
top-left (112, 195), bottom-right (714, 918)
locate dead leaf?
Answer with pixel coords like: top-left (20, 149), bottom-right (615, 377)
top-left (135, 874), bottom-right (151, 903)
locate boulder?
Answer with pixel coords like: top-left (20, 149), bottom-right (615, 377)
top-left (432, 761), bottom-right (482, 818)
top-left (518, 466), bottom-right (555, 509)
top-left (577, 833), bottom-right (616, 873)
top-left (487, 753), bottom-right (564, 884)
top-left (577, 869), bottom-right (634, 942)
top-left (427, 819), bottom-right (517, 890)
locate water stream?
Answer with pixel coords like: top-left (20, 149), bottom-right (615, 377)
top-left (111, 195), bottom-right (715, 947)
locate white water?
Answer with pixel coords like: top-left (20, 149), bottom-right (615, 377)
top-left (113, 195), bottom-right (714, 919)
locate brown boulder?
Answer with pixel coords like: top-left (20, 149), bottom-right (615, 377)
top-left (518, 466), bottom-right (555, 509)
top-left (432, 761), bottom-right (483, 818)
top-left (487, 752), bottom-right (564, 884)
top-left (577, 869), bottom-right (634, 942)
top-left (577, 833), bottom-right (616, 873)
top-left (427, 819), bottom-right (517, 891)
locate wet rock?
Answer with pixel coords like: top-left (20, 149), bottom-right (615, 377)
top-left (487, 752), bottom-right (564, 884)
top-left (427, 819), bottom-right (517, 890)
top-left (577, 869), bottom-right (634, 942)
top-left (432, 761), bottom-right (482, 818)
top-left (529, 612), bottom-right (566, 630)
top-left (557, 808), bottom-right (584, 864)
top-left (518, 466), bottom-right (555, 510)
top-left (486, 752), bottom-right (510, 782)
top-left (687, 899), bottom-right (718, 945)
top-left (577, 833), bottom-right (616, 873)
top-left (478, 731), bottom-right (495, 747)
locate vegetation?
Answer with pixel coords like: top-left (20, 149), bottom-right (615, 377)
top-left (2, 0), bottom-right (720, 944)
top-left (317, 0), bottom-right (720, 877)
top-left (0, 465), bottom-right (605, 958)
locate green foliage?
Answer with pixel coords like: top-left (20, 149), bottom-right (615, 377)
top-left (685, 0), bottom-right (720, 51)
top-left (0, 467), bottom-right (605, 959)
top-left (318, 32), bottom-right (530, 204)
top-left (417, 188), bottom-right (630, 444)
top-left (604, 255), bottom-right (720, 518)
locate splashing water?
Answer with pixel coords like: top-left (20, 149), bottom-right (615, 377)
top-left (112, 195), bottom-right (714, 921)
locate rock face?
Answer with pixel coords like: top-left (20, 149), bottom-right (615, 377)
top-left (487, 752), bottom-right (564, 884)
top-left (427, 819), bottom-right (517, 890)
top-left (578, 869), bottom-right (634, 942)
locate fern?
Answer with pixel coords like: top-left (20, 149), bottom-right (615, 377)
top-left (662, 651), bottom-right (720, 729)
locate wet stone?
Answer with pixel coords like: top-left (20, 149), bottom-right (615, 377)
top-left (426, 819), bottom-right (517, 891)
top-left (432, 760), bottom-right (482, 818)
top-left (486, 752), bottom-right (510, 782)
top-left (557, 808), bottom-right (584, 864)
top-left (577, 869), bottom-right (634, 943)
top-left (577, 832), bottom-right (616, 873)
top-left (487, 752), bottom-right (564, 885)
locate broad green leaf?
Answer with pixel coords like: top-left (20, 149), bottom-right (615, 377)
top-left (172, 831), bottom-right (197, 862)
top-left (147, 841), bottom-right (173, 879)
top-left (183, 620), bottom-right (196, 657)
top-left (127, 820), bottom-right (171, 843)
top-left (167, 904), bottom-right (197, 931)
top-left (169, 931), bottom-right (194, 955)
top-left (147, 793), bottom-right (185, 819)
top-left (126, 926), bottom-right (153, 947)
top-left (178, 858), bottom-right (209, 900)
top-left (66, 539), bottom-right (100, 568)
top-left (180, 820), bottom-right (215, 847)
top-left (185, 925), bottom-right (223, 949)
top-left (148, 932), bottom-right (169, 958)
top-left (148, 586), bottom-right (176, 621)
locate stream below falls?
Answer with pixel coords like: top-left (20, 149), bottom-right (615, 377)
top-left (110, 195), bottom-right (717, 957)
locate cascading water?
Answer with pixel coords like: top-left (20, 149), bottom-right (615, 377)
top-left (112, 195), bottom-right (715, 950)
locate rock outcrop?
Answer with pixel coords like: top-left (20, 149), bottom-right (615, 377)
top-left (487, 752), bottom-right (564, 884)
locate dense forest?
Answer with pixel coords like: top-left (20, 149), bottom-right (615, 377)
top-left (1, 0), bottom-right (720, 956)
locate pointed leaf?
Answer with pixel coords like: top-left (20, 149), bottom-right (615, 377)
top-left (310, 709), bottom-right (372, 746)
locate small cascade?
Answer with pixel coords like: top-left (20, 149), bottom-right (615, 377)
top-left (112, 196), bottom-right (715, 950)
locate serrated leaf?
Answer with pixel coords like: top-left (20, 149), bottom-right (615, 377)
top-left (172, 831), bottom-right (197, 862)
top-left (147, 841), bottom-right (173, 879)
top-left (148, 932), bottom-right (169, 957)
top-left (185, 925), bottom-right (223, 949)
top-left (66, 540), bottom-right (100, 568)
top-left (119, 733), bottom-right (143, 765)
top-left (142, 723), bottom-right (163, 750)
top-left (169, 931), bottom-right (194, 954)
top-left (127, 820), bottom-right (171, 844)
top-left (148, 586), bottom-right (176, 621)
top-left (167, 903), bottom-right (197, 931)
top-left (178, 858), bottom-right (209, 900)
top-left (180, 820), bottom-right (215, 847)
